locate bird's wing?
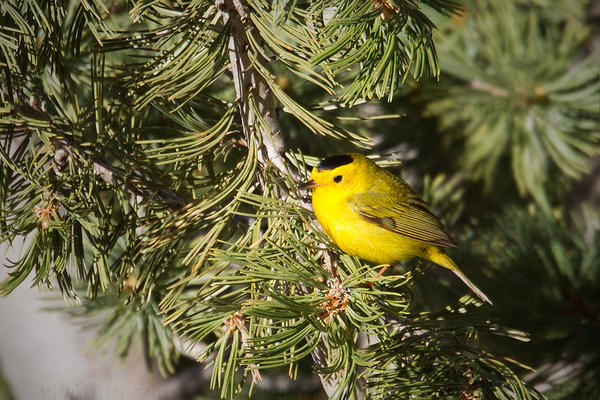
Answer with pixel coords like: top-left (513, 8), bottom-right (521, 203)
top-left (348, 191), bottom-right (457, 247)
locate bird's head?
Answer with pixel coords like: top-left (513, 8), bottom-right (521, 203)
top-left (299, 153), bottom-right (373, 198)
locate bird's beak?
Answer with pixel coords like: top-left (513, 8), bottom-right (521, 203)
top-left (298, 179), bottom-right (318, 190)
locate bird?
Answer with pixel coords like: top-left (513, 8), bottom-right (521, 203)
top-left (299, 153), bottom-right (492, 304)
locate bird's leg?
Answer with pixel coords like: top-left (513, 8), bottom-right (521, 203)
top-left (362, 264), bottom-right (391, 289)
top-left (322, 250), bottom-right (340, 280)
top-left (373, 264), bottom-right (390, 280)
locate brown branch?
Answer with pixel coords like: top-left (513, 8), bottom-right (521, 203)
top-left (5, 93), bottom-right (184, 207)
top-left (216, 2), bottom-right (357, 397)
top-left (52, 138), bottom-right (183, 206)
top-left (216, 0), bottom-right (296, 181)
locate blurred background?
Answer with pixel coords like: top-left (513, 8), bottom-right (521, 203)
top-left (1, 0), bottom-right (599, 399)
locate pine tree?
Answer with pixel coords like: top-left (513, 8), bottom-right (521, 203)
top-left (1, 0), bottom-right (598, 399)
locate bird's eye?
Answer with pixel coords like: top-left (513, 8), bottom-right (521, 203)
top-left (333, 175), bottom-right (343, 183)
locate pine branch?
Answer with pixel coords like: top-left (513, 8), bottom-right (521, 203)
top-left (422, 1), bottom-right (600, 210)
top-left (217, 1), bottom-right (350, 395)
top-left (52, 138), bottom-right (183, 206)
top-left (217, 0), bottom-right (289, 178)
top-left (1, 1), bottom-right (557, 398)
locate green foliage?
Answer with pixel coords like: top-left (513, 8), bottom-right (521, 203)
top-left (473, 205), bottom-right (600, 398)
top-left (423, 0), bottom-right (600, 210)
top-left (56, 285), bottom-right (180, 376)
top-left (366, 330), bottom-right (540, 399)
top-left (1, 0), bottom-right (597, 399)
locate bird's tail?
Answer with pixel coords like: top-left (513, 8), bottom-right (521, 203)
top-left (429, 251), bottom-right (493, 305)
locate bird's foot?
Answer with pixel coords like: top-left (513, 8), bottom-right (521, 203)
top-left (360, 265), bottom-right (391, 290)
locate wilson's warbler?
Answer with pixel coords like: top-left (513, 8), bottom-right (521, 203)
top-left (300, 153), bottom-right (491, 304)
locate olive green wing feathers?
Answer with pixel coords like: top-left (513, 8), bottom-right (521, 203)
top-left (348, 191), bottom-right (458, 247)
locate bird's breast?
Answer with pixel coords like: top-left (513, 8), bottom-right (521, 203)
top-left (312, 192), bottom-right (423, 265)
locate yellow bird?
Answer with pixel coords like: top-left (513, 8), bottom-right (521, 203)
top-left (300, 153), bottom-right (491, 304)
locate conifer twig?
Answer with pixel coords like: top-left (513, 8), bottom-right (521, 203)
top-left (51, 138), bottom-right (183, 205)
top-left (216, 1), bottom-right (354, 396)
top-left (216, 0), bottom-right (294, 180)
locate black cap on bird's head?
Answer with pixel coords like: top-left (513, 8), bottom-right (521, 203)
top-left (299, 154), bottom-right (356, 190)
top-left (316, 154), bottom-right (354, 171)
